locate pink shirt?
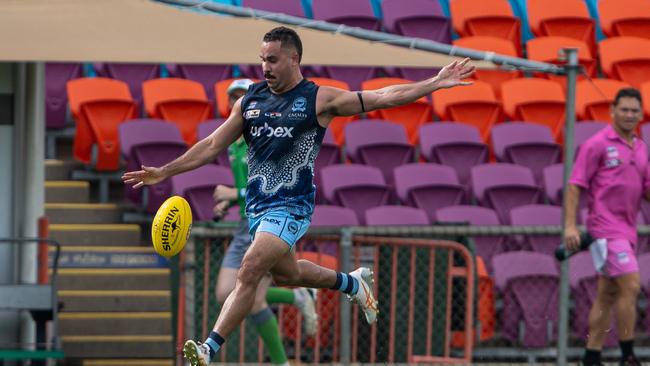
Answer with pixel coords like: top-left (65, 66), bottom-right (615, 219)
top-left (570, 125), bottom-right (650, 244)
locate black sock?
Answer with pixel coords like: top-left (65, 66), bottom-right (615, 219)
top-left (204, 331), bottom-right (225, 359)
top-left (620, 339), bottom-right (634, 358)
top-left (583, 348), bottom-right (601, 365)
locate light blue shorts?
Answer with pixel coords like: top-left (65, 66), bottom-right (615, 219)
top-left (248, 210), bottom-right (311, 248)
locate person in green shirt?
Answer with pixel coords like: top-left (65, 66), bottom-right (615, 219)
top-left (211, 79), bottom-right (317, 366)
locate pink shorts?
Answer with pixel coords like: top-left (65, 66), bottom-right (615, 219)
top-left (592, 238), bottom-right (639, 277)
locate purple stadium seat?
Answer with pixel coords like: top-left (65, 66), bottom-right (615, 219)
top-left (542, 163), bottom-right (563, 205)
top-left (345, 120), bottom-right (414, 185)
top-left (312, 0), bottom-right (380, 89)
top-left (94, 63), bottom-right (160, 114)
top-left (197, 119), bottom-right (230, 166)
top-left (304, 205), bottom-right (359, 256)
top-left (471, 163), bottom-right (542, 224)
top-left (575, 121), bottom-right (608, 153)
top-left (45, 63), bottom-right (82, 129)
top-left (118, 119), bottom-right (187, 213)
top-left (381, 0), bottom-right (451, 80)
top-left (320, 164), bottom-right (390, 224)
top-left (436, 205), bottom-right (505, 274)
top-left (510, 204), bottom-right (561, 256)
top-left (491, 122), bottom-right (561, 183)
top-left (223, 206), bottom-right (242, 222)
top-left (492, 251), bottom-right (559, 347)
top-left (639, 254), bottom-right (650, 333)
top-left (242, 0), bottom-right (305, 17)
top-left (642, 123), bottom-right (650, 148)
top-left (315, 129), bottom-right (341, 203)
top-left (365, 205), bottom-right (429, 226)
top-left (166, 64), bottom-right (231, 109)
top-left (171, 165), bottom-right (235, 221)
top-left (419, 122), bottom-right (488, 191)
top-left (394, 163), bottom-right (464, 222)
top-left (569, 252), bottom-right (618, 347)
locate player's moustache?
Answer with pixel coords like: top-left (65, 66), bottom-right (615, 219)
top-left (264, 72), bottom-right (275, 79)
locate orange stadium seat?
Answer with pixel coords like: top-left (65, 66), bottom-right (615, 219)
top-left (501, 78), bottom-right (565, 139)
top-left (599, 37), bottom-right (650, 89)
top-left (66, 77), bottom-right (136, 171)
top-left (143, 78), bottom-right (211, 145)
top-left (281, 251), bottom-right (338, 347)
top-left (599, 0), bottom-right (650, 39)
top-left (308, 77), bottom-right (357, 145)
top-left (449, 0), bottom-right (521, 55)
top-left (639, 81), bottom-right (650, 120)
top-left (527, 0), bottom-right (596, 54)
top-left (576, 79), bottom-right (631, 122)
top-left (526, 36), bottom-right (596, 86)
top-left (433, 80), bottom-right (502, 142)
top-left (453, 36), bottom-right (522, 98)
top-left (362, 77), bottom-right (432, 144)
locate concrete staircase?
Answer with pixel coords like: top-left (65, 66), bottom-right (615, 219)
top-left (45, 159), bottom-right (174, 364)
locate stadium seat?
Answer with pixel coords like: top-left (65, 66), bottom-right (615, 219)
top-left (510, 204), bottom-right (561, 256)
top-left (432, 80), bottom-right (502, 142)
top-left (66, 77), bottom-right (137, 171)
top-left (344, 120), bottom-right (414, 185)
top-left (598, 0), bottom-right (650, 39)
top-left (599, 36), bottom-right (650, 88)
top-left (119, 119), bottom-right (187, 214)
top-left (362, 78), bottom-right (433, 144)
top-left (320, 164), bottom-right (390, 224)
top-left (490, 122), bottom-right (561, 183)
top-left (308, 77), bottom-right (356, 145)
top-left (314, 129), bottom-right (341, 204)
top-left (452, 36), bottom-right (521, 98)
top-left (575, 121), bottom-right (608, 150)
top-left (166, 64), bottom-right (232, 110)
top-left (542, 163), bottom-right (563, 206)
top-left (471, 163), bottom-right (542, 223)
top-left (492, 251), bottom-right (559, 347)
top-left (197, 119), bottom-right (231, 167)
top-left (394, 163), bottom-right (464, 222)
top-left (381, 0), bottom-right (451, 80)
top-left (301, 204), bottom-right (359, 256)
top-left (526, 36), bottom-right (596, 87)
top-left (527, 0), bottom-right (596, 53)
top-left (639, 81), bottom-right (650, 120)
top-left (46, 63), bottom-right (82, 129)
top-left (312, 0), bottom-right (381, 89)
top-left (436, 205), bottom-right (505, 274)
top-left (419, 122), bottom-right (488, 190)
top-left (576, 79), bottom-right (631, 122)
top-left (142, 78), bottom-right (212, 145)
top-left (449, 0), bottom-right (522, 55)
top-left (500, 78), bottom-right (565, 139)
top-left (171, 165), bottom-right (235, 221)
top-left (365, 205), bottom-right (429, 226)
top-left (94, 63), bottom-right (160, 114)
top-left (570, 252), bottom-right (618, 347)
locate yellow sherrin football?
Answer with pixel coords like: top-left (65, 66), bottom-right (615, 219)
top-left (151, 196), bottom-right (192, 258)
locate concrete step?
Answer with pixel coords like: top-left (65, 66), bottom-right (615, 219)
top-left (59, 312), bottom-right (171, 335)
top-left (82, 359), bottom-right (173, 366)
top-left (49, 224), bottom-right (141, 246)
top-left (45, 203), bottom-right (122, 224)
top-left (58, 290), bottom-right (171, 312)
top-left (55, 268), bottom-right (170, 291)
top-left (51, 246), bottom-right (167, 269)
top-left (45, 159), bottom-right (81, 180)
top-left (61, 336), bottom-right (173, 358)
top-left (45, 181), bottom-right (89, 203)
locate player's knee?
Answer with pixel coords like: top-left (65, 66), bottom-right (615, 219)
top-left (620, 278), bottom-right (641, 299)
top-left (238, 258), bottom-right (266, 287)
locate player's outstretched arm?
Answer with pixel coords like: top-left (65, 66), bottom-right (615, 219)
top-left (122, 98), bottom-right (245, 189)
top-left (317, 58), bottom-right (475, 123)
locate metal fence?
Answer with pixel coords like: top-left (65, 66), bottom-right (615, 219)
top-left (177, 224), bottom-right (650, 365)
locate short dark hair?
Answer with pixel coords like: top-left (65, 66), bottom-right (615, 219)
top-left (613, 87), bottom-right (642, 106)
top-left (263, 26), bottom-right (303, 63)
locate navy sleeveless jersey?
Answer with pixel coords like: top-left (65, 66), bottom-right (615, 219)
top-left (241, 79), bottom-right (326, 218)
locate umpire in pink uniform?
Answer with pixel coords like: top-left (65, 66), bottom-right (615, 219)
top-left (565, 88), bottom-right (649, 366)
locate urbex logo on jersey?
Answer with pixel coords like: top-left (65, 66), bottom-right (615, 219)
top-left (251, 122), bottom-right (294, 138)
top-left (161, 206), bottom-right (181, 251)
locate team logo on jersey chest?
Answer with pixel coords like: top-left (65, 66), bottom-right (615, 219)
top-left (291, 97), bottom-right (307, 112)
